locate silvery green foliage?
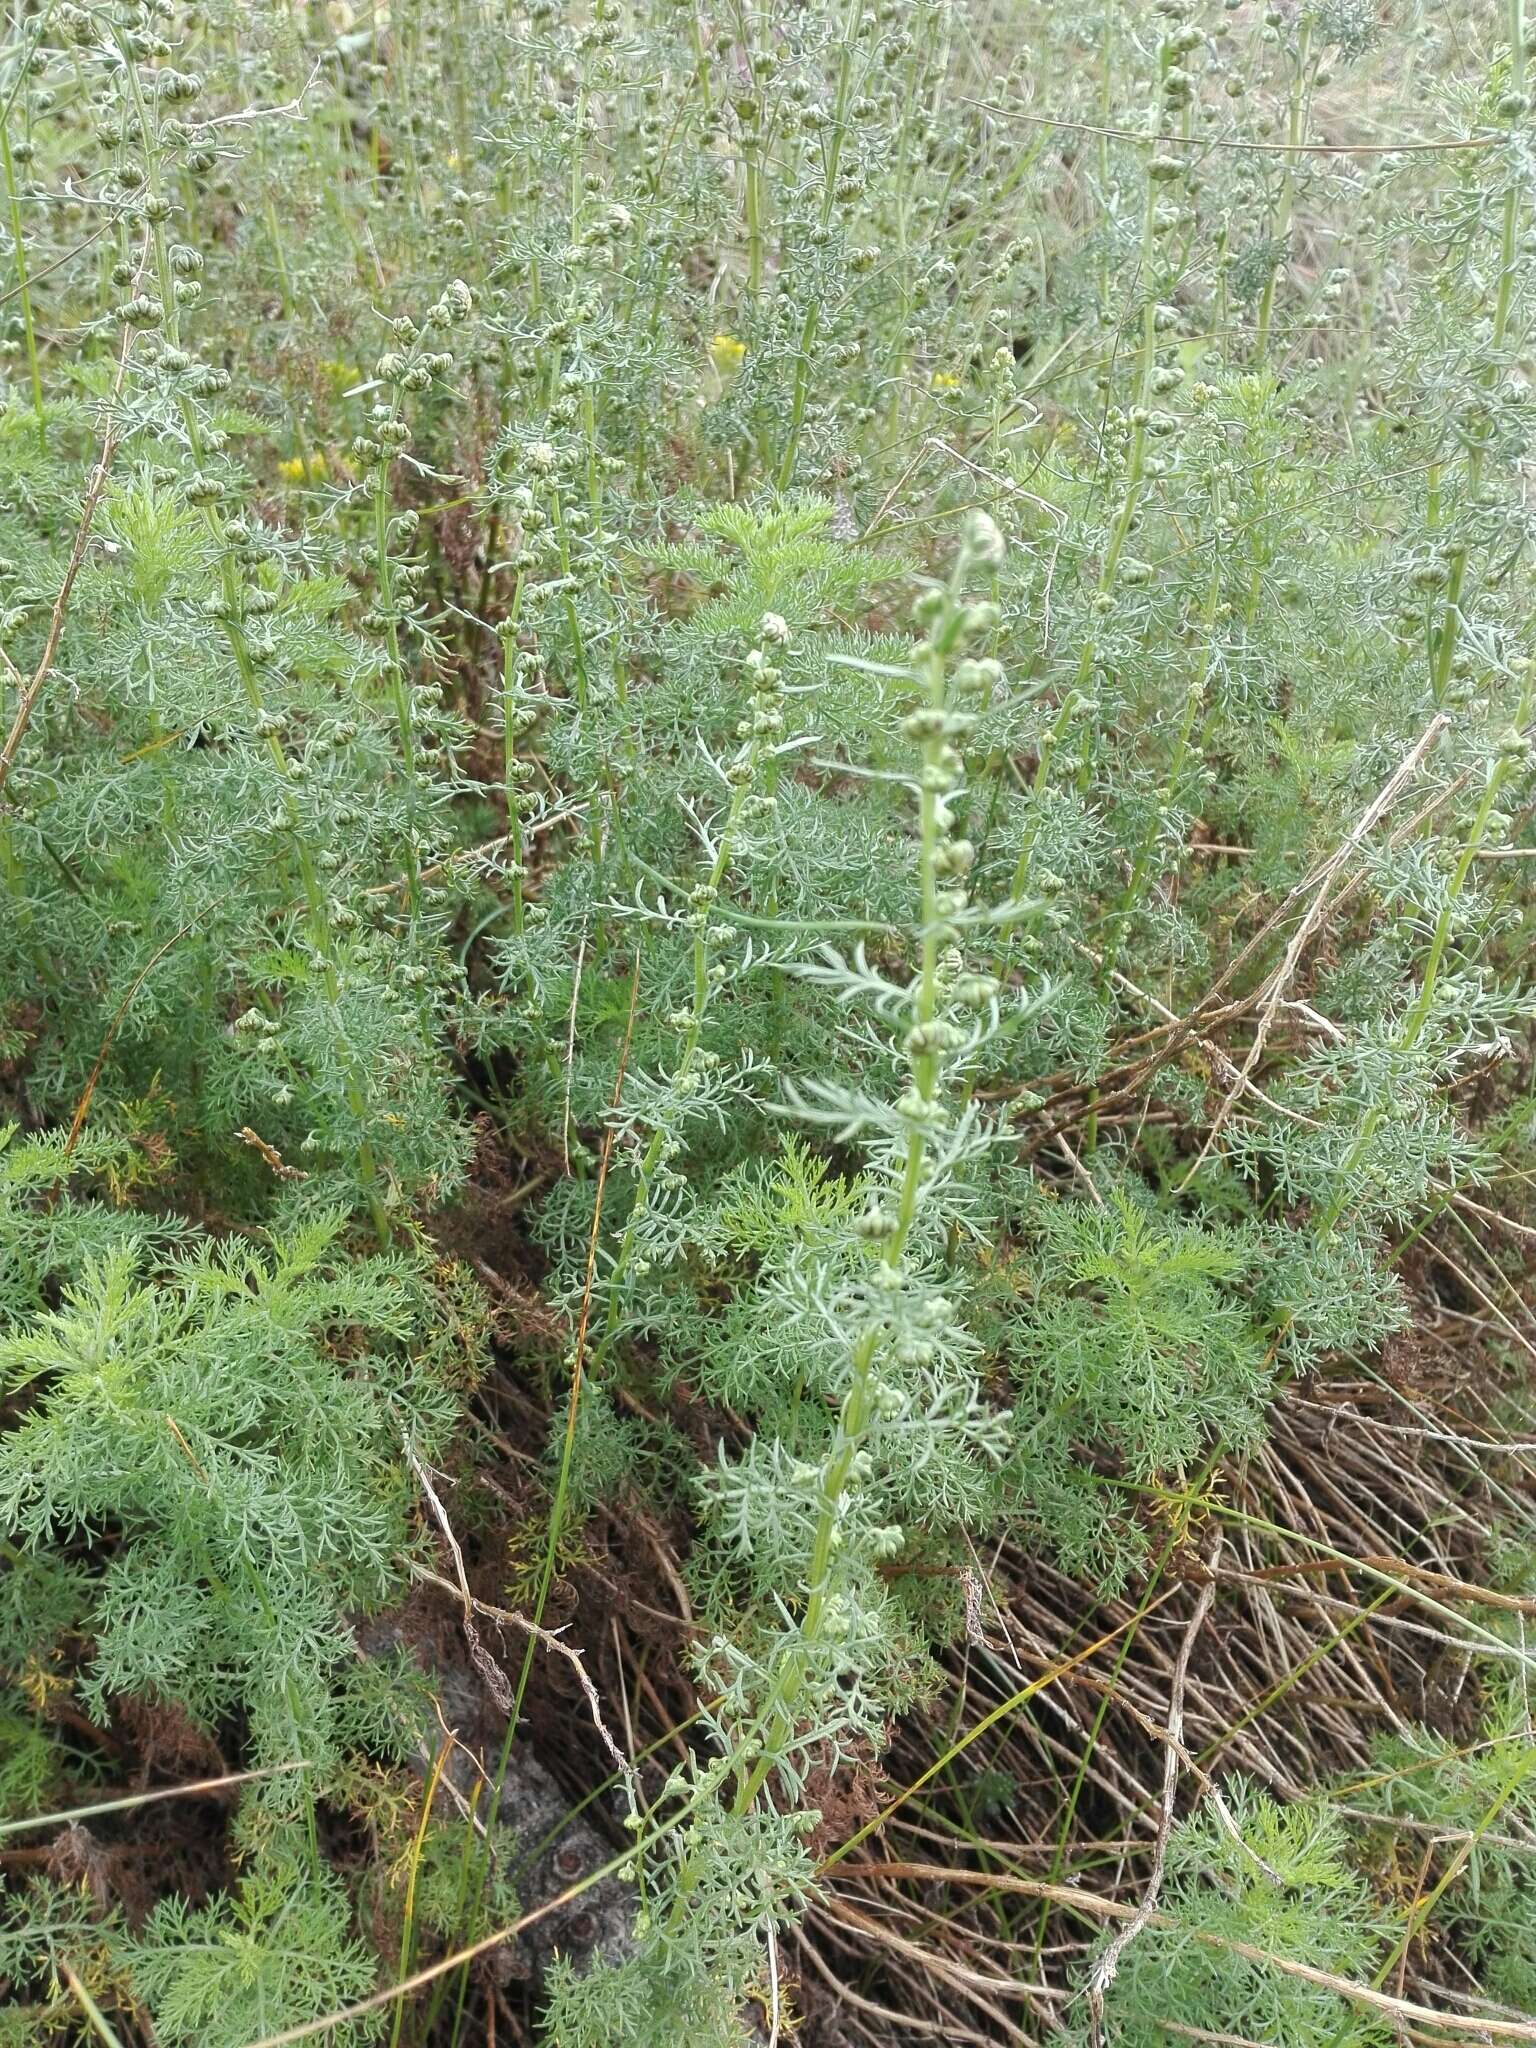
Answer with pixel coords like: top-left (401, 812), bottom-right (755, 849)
top-left (3, 0), bottom-right (1536, 2040)
top-left (1068, 1786), bottom-right (1397, 2048)
top-left (1346, 1667), bottom-right (1536, 2015)
top-left (117, 1860), bottom-right (384, 2048)
top-left (0, 1218), bottom-right (463, 1773)
top-left (542, 521), bottom-right (1064, 2039)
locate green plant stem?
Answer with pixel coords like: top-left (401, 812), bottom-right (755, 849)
top-left (777, 0), bottom-right (865, 487)
top-left (0, 121), bottom-right (44, 450)
top-left (732, 563), bottom-right (967, 1816)
top-left (1254, 20), bottom-right (1312, 361)
top-left (373, 458), bottom-right (422, 915)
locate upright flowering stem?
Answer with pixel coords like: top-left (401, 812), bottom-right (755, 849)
top-left (0, 118), bottom-right (44, 451)
top-left (777, 0), bottom-right (868, 486)
top-left (733, 519), bottom-right (1001, 1812)
top-left (521, 618), bottom-right (795, 1664)
top-left (1254, 16), bottom-right (1314, 361)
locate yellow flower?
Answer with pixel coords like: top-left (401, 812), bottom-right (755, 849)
top-left (930, 369), bottom-right (963, 392)
top-left (277, 451), bottom-right (328, 484)
top-left (709, 332), bottom-right (747, 374)
top-left (319, 359), bottom-right (362, 389)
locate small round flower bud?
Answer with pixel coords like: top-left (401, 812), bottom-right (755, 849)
top-left (903, 707), bottom-right (947, 741)
top-left (934, 837), bottom-right (976, 876)
top-left (905, 1019), bottom-right (963, 1056)
top-left (964, 510), bottom-right (1006, 567)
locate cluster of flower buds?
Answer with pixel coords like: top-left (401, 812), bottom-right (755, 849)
top-left (350, 282), bottom-right (472, 470)
top-left (906, 525), bottom-right (1004, 942)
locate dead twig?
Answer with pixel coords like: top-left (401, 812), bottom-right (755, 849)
top-left (1087, 1540), bottom-right (1222, 2039)
top-left (404, 1440), bottom-right (514, 1716)
top-left (408, 1557), bottom-right (637, 1801)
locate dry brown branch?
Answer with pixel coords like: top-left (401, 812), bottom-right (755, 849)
top-left (1086, 1545), bottom-right (1222, 2038)
top-left (1226, 1555), bottom-right (1536, 1616)
top-left (816, 1895), bottom-right (1035, 2028)
top-left (403, 1440), bottom-right (515, 1715)
top-left (408, 1559), bottom-right (637, 1798)
top-left (797, 1934), bottom-right (1006, 2045)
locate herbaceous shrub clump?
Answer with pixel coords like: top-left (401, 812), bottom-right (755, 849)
top-left (1, 1), bottom-right (1535, 2044)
